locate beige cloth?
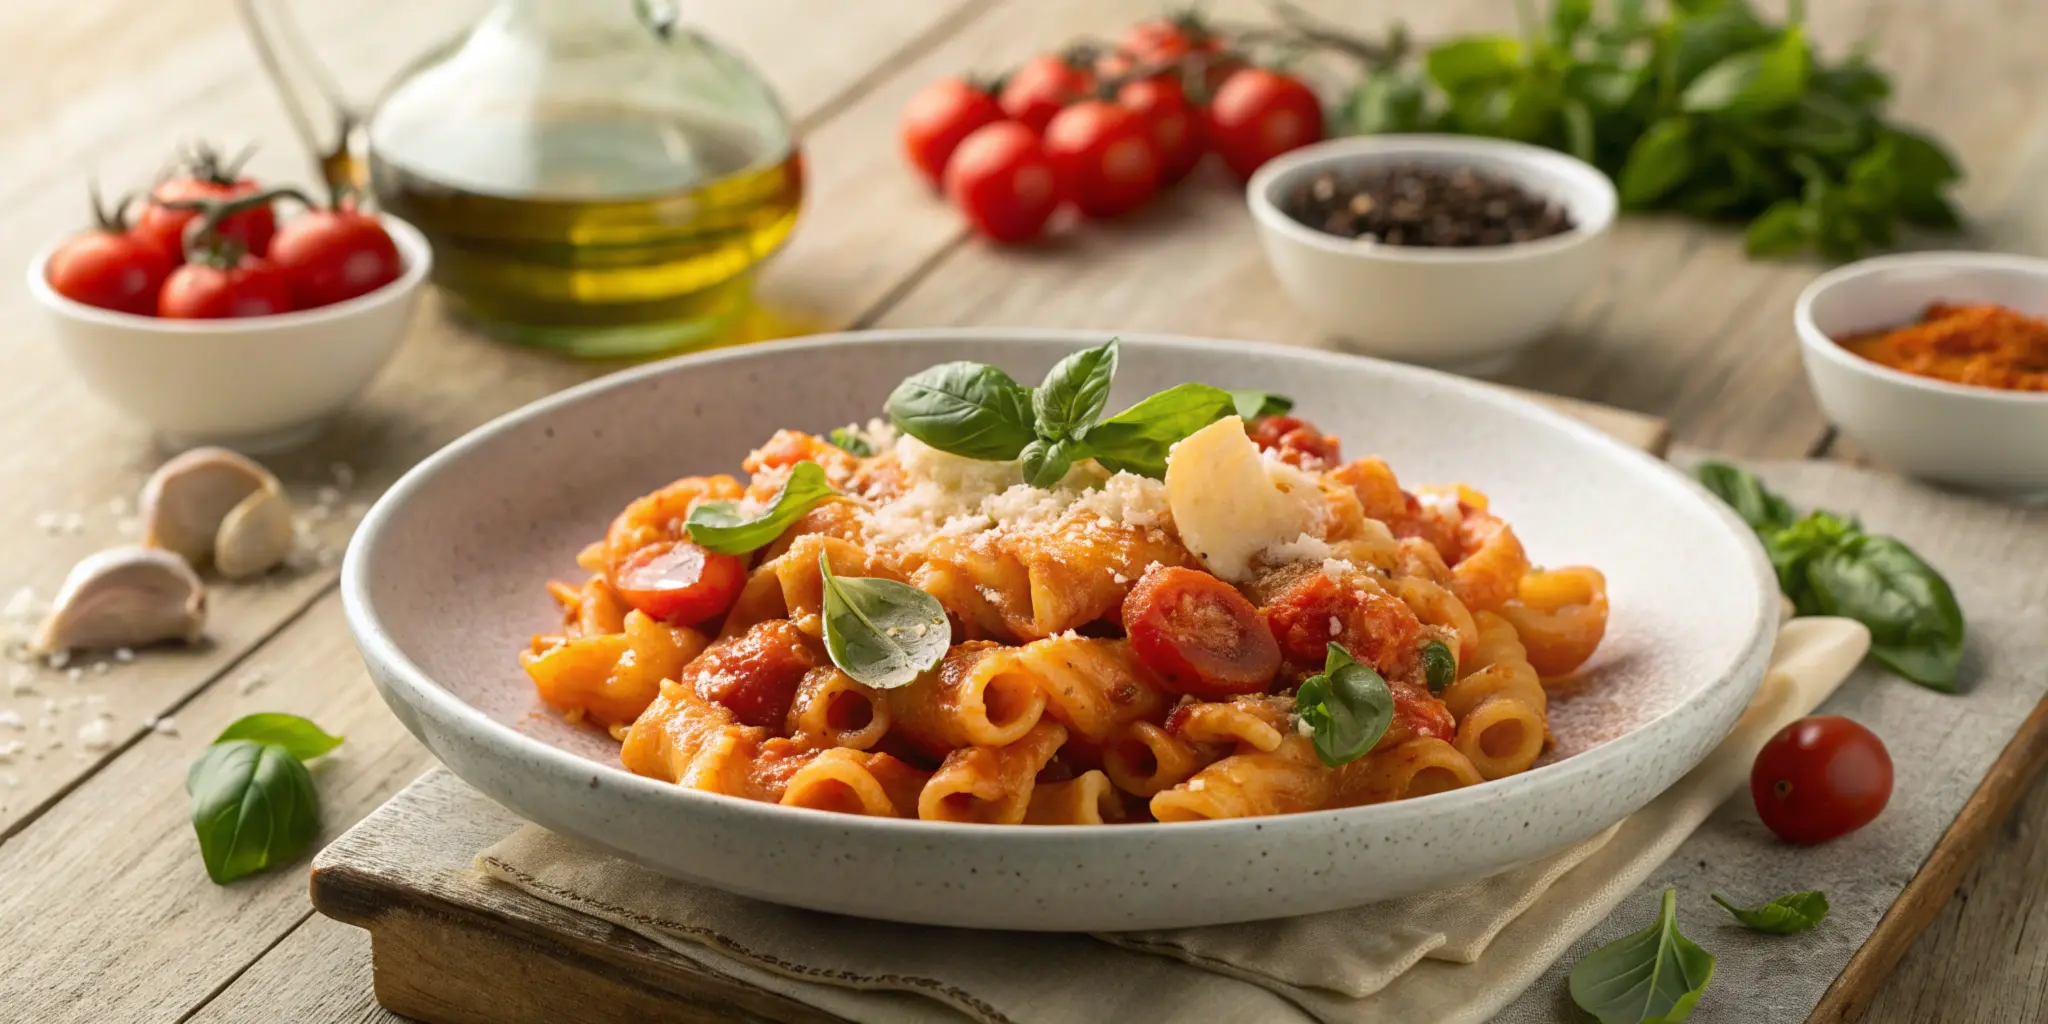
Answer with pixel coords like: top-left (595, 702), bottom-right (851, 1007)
top-left (479, 617), bottom-right (1871, 1024)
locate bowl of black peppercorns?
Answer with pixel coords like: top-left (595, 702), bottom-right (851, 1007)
top-left (1247, 135), bottom-right (1615, 372)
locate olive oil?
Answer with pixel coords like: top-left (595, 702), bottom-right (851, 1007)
top-left (370, 110), bottom-right (802, 358)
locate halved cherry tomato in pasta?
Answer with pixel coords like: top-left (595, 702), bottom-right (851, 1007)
top-left (682, 620), bottom-right (819, 729)
top-left (612, 539), bottom-right (746, 626)
top-left (1122, 566), bottom-right (1280, 699)
top-left (1752, 716), bottom-right (1893, 844)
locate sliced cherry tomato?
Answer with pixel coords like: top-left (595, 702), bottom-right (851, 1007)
top-left (47, 231), bottom-right (174, 316)
top-left (1122, 565), bottom-right (1280, 700)
top-left (611, 539), bottom-right (747, 626)
top-left (1752, 716), bottom-right (1893, 844)
top-left (1044, 100), bottom-right (1160, 218)
top-left (998, 53), bottom-right (1094, 134)
top-left (1117, 76), bottom-right (1205, 186)
top-left (157, 254), bottom-right (293, 319)
top-left (944, 121), bottom-right (1062, 243)
top-left (900, 77), bottom-right (1005, 186)
top-left (1247, 414), bottom-right (1342, 470)
top-left (269, 206), bottom-right (404, 309)
top-left (682, 620), bottom-right (818, 728)
top-left (1206, 67), bottom-right (1324, 179)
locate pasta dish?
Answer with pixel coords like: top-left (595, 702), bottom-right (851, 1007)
top-left (520, 342), bottom-right (1608, 824)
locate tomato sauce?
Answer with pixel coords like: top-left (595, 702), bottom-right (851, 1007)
top-left (1839, 302), bottom-right (2048, 392)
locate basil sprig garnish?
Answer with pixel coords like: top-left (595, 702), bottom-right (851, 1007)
top-left (1695, 461), bottom-right (1964, 690)
top-left (1569, 889), bottom-right (1715, 1024)
top-left (1420, 638), bottom-right (1457, 695)
top-left (686, 461), bottom-right (836, 556)
top-left (817, 554), bottom-right (949, 689)
top-left (1711, 890), bottom-right (1829, 935)
top-left (1293, 642), bottom-right (1396, 767)
top-left (886, 339), bottom-right (1292, 487)
top-left (186, 712), bottom-right (343, 884)
top-left (827, 426), bottom-right (874, 457)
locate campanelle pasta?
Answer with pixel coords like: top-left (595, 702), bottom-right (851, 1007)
top-left (520, 358), bottom-right (1610, 825)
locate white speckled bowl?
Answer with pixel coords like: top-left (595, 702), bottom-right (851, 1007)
top-left (342, 330), bottom-right (1777, 931)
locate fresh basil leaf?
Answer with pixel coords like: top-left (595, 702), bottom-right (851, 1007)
top-left (1019, 438), bottom-right (1074, 489)
top-left (886, 361), bottom-right (1036, 461)
top-left (1294, 643), bottom-right (1396, 768)
top-left (1619, 118), bottom-right (1695, 207)
top-left (1072, 382), bottom-right (1236, 478)
top-left (1681, 27), bottom-right (1809, 116)
top-left (1346, 69), bottom-right (1430, 135)
top-left (1562, 98), bottom-right (1597, 163)
top-left (1420, 639), bottom-right (1457, 696)
top-left (1745, 199), bottom-right (1812, 256)
top-left (1426, 36), bottom-right (1524, 93)
top-left (1550, 0), bottom-right (1594, 44)
top-left (1032, 339), bottom-right (1119, 442)
top-left (1808, 534), bottom-right (1964, 690)
top-left (1567, 64), bottom-right (1641, 110)
top-left (817, 554), bottom-right (949, 690)
top-left (687, 461), bottom-right (836, 556)
top-left (1712, 891), bottom-right (1829, 934)
top-left (213, 713), bottom-right (344, 761)
top-left (827, 427), bottom-right (874, 458)
top-left (1570, 889), bottom-right (1716, 1024)
top-left (1766, 511), bottom-right (1857, 613)
top-left (187, 739), bottom-right (322, 884)
top-left (1230, 390), bottom-right (1295, 422)
top-left (1667, 5), bottom-right (1774, 87)
top-left (1693, 461), bottom-right (1796, 533)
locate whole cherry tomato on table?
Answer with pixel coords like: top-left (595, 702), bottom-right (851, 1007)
top-left (44, 190), bottom-right (174, 316)
top-left (158, 253), bottom-right (294, 319)
top-left (1206, 67), bottom-right (1325, 179)
top-left (900, 77), bottom-right (1005, 186)
top-left (269, 202), bottom-right (404, 309)
top-left (1752, 715), bottom-right (1894, 844)
top-left (611, 539), bottom-right (747, 626)
top-left (131, 145), bottom-right (276, 260)
top-left (944, 121), bottom-right (1063, 243)
top-left (1119, 15), bottom-right (1239, 95)
top-left (1117, 76), bottom-right (1206, 186)
top-left (998, 53), bottom-right (1095, 134)
top-left (1044, 99), bottom-right (1160, 219)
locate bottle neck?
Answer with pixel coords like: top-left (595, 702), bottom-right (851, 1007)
top-left (491, 0), bottom-right (667, 38)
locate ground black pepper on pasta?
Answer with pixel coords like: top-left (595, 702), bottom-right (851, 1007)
top-left (1284, 164), bottom-right (1575, 247)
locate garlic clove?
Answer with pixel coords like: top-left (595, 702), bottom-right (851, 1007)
top-left (31, 546), bottom-right (207, 654)
top-left (141, 447), bottom-right (281, 568)
top-left (214, 487), bottom-right (296, 580)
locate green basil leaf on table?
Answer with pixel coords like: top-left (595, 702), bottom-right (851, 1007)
top-left (1569, 888), bottom-right (1716, 1024)
top-left (1680, 27), bottom-right (1810, 117)
top-left (212, 712), bottom-right (345, 761)
top-left (1711, 891), bottom-right (1830, 934)
top-left (1744, 199), bottom-right (1812, 256)
top-left (1019, 437), bottom-right (1074, 489)
top-left (1072, 382), bottom-right (1237, 478)
top-left (1293, 643), bottom-right (1396, 768)
top-left (1032, 338), bottom-right (1119, 441)
top-left (1808, 535), bottom-right (1965, 690)
top-left (1618, 118), bottom-right (1696, 207)
top-left (817, 554), bottom-right (949, 690)
top-left (1420, 638), bottom-right (1457, 696)
top-left (187, 739), bottom-right (323, 885)
top-left (1345, 69), bottom-right (1430, 135)
top-left (686, 461), bottom-right (836, 556)
top-left (1229, 389), bottom-right (1295, 422)
top-left (827, 426), bottom-right (874, 457)
top-left (1566, 64), bottom-right (1639, 110)
top-left (1425, 36), bottom-right (1525, 93)
top-left (1693, 460), bottom-right (1796, 532)
top-left (886, 361), bottom-right (1037, 461)
top-left (1665, 5), bottom-right (1774, 89)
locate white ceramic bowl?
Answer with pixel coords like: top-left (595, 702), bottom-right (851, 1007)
top-left (1247, 135), bottom-right (1616, 373)
top-left (27, 215), bottom-right (431, 453)
top-left (1796, 251), bottom-right (2048, 499)
top-left (342, 330), bottom-right (1776, 931)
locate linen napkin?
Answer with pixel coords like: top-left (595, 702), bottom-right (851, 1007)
top-left (478, 616), bottom-right (1871, 1024)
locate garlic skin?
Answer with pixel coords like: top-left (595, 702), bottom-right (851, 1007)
top-left (140, 447), bottom-right (294, 574)
top-left (214, 487), bottom-right (295, 580)
top-left (32, 546), bottom-right (207, 654)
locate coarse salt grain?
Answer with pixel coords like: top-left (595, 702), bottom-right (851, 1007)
top-left (46, 650), bottom-right (70, 670)
top-left (0, 740), bottom-right (23, 762)
top-left (7, 666), bottom-right (33, 696)
top-left (237, 670), bottom-right (268, 695)
top-left (76, 717), bottom-right (113, 750)
top-left (107, 496), bottom-right (131, 517)
top-left (0, 710), bottom-right (21, 730)
top-left (3, 587), bottom-right (36, 620)
top-left (147, 716), bottom-right (178, 736)
top-left (91, 661), bottom-right (108, 675)
top-left (61, 513), bottom-right (86, 535)
top-left (33, 512), bottom-right (61, 533)
top-left (114, 648), bottom-right (135, 663)
top-left (316, 485), bottom-right (343, 507)
top-left (65, 667), bottom-right (83, 684)
top-left (116, 517), bottom-right (141, 536)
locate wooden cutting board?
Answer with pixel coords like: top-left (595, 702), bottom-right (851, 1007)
top-left (305, 396), bottom-right (2048, 1023)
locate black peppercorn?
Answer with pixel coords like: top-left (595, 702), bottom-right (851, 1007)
top-left (1284, 164), bottom-right (1575, 247)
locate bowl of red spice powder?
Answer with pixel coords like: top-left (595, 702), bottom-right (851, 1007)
top-left (1796, 251), bottom-right (2048, 498)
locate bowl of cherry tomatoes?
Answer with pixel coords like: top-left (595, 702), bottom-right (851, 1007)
top-left (28, 149), bottom-right (429, 453)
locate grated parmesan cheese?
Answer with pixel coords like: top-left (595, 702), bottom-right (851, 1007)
top-left (1265, 532), bottom-right (1335, 565)
top-left (861, 433), bottom-right (1170, 550)
top-left (1327, 615), bottom-right (1342, 637)
top-left (1321, 558), bottom-right (1355, 583)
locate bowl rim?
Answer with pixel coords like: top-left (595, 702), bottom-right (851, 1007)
top-left (25, 212), bottom-right (433, 332)
top-left (342, 328), bottom-right (1779, 840)
top-left (1245, 134), bottom-right (1619, 264)
top-left (1795, 250), bottom-right (2048, 405)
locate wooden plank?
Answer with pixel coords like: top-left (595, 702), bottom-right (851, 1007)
top-left (0, 0), bottom-right (981, 839)
top-left (183, 915), bottom-right (391, 1024)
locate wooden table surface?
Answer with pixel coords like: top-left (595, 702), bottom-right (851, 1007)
top-left (2, 1), bottom-right (2044, 1021)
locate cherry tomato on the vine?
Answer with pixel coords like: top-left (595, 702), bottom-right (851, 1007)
top-left (1206, 67), bottom-right (1324, 179)
top-left (269, 206), bottom-right (404, 309)
top-left (134, 175), bottom-right (275, 262)
top-left (45, 192), bottom-right (175, 316)
top-left (1752, 715), bottom-right (1893, 844)
top-left (900, 77), bottom-right (1005, 186)
top-left (1121, 15), bottom-right (1228, 65)
top-left (157, 254), bottom-right (294, 319)
top-left (944, 121), bottom-right (1063, 243)
top-left (998, 53), bottom-right (1094, 134)
top-left (1044, 99), bottom-right (1160, 218)
top-left (1117, 75), bottom-right (1205, 186)
top-left (611, 539), bottom-right (746, 626)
